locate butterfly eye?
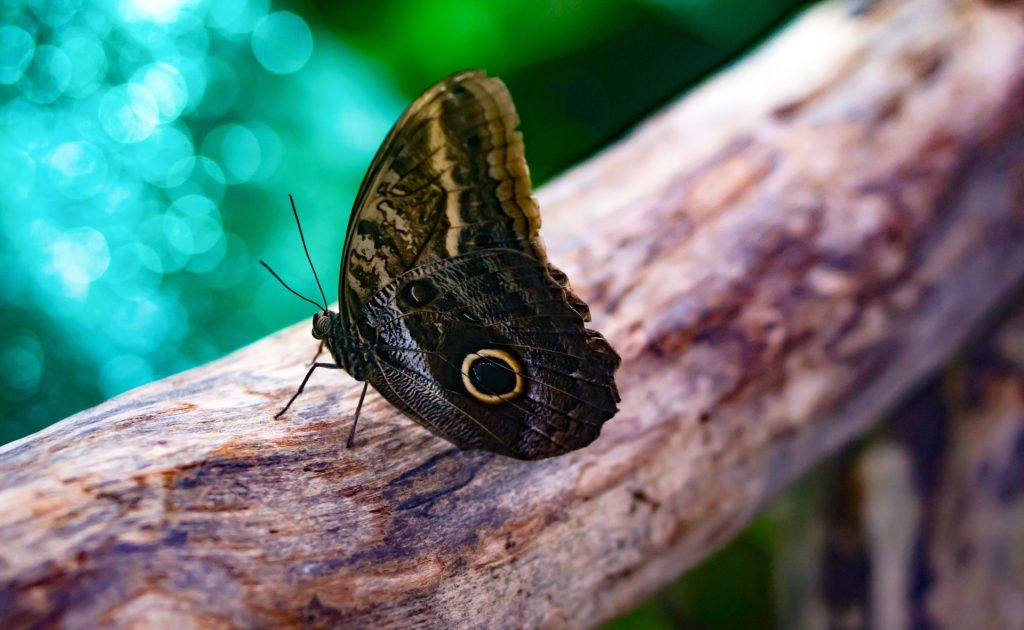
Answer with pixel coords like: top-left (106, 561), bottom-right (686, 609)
top-left (312, 313), bottom-right (331, 339)
top-left (399, 278), bottom-right (437, 309)
top-left (461, 349), bottom-right (524, 404)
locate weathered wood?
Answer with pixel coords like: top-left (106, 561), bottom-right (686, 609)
top-left (773, 302), bottom-right (1024, 630)
top-left (3, 0), bottom-right (1024, 626)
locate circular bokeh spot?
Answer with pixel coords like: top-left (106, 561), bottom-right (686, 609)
top-left (195, 57), bottom-right (238, 118)
top-left (47, 140), bottom-right (109, 199)
top-left (202, 233), bottom-right (250, 289)
top-left (33, 0), bottom-right (82, 28)
top-left (211, 0), bottom-right (269, 36)
top-left (18, 45), bottom-right (73, 104)
top-left (202, 123), bottom-right (260, 184)
top-left (0, 146), bottom-right (36, 202)
top-left (0, 26), bottom-right (36, 85)
top-left (168, 155), bottom-right (226, 203)
top-left (169, 14), bottom-right (210, 69)
top-left (59, 31), bottom-right (107, 98)
top-left (106, 243), bottom-right (163, 297)
top-left (50, 226), bottom-right (110, 286)
top-left (247, 122), bottom-right (281, 181)
top-left (133, 124), bottom-right (195, 187)
top-left (1, 100), bottom-right (51, 150)
top-left (118, 0), bottom-right (186, 24)
top-left (0, 334), bottom-right (44, 397)
top-left (167, 194), bottom-right (223, 256)
top-left (131, 61), bottom-right (189, 123)
top-left (251, 12), bottom-right (312, 75)
top-left (99, 83), bottom-right (160, 143)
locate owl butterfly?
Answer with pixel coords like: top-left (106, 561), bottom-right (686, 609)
top-left (267, 70), bottom-right (620, 460)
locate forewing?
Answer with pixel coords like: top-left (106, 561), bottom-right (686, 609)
top-left (340, 70), bottom-right (545, 335)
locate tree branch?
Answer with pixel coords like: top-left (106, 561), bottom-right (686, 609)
top-left (773, 300), bottom-right (1024, 628)
top-left (3, 0), bottom-right (1024, 626)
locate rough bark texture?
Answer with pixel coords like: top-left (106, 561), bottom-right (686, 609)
top-left (773, 301), bottom-right (1024, 630)
top-left (3, 0), bottom-right (1024, 627)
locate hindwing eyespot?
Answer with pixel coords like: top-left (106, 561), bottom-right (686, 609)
top-left (461, 349), bottom-right (524, 404)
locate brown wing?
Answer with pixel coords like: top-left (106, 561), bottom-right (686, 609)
top-left (361, 249), bottom-right (621, 460)
top-left (339, 70), bottom-right (546, 335)
top-left (337, 70), bottom-right (620, 459)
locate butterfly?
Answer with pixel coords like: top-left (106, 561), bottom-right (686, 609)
top-left (264, 70), bottom-right (620, 460)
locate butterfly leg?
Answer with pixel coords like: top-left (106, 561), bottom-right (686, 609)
top-left (308, 340), bottom-right (325, 366)
top-left (346, 382), bottom-right (369, 449)
top-left (274, 362), bottom-right (340, 419)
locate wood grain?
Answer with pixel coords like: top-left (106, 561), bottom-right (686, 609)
top-left (3, 0), bottom-right (1024, 627)
top-left (773, 302), bottom-right (1024, 629)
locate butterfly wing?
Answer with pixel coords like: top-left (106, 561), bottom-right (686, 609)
top-left (361, 249), bottom-right (620, 459)
top-left (339, 70), bottom-right (544, 331)
top-left (340, 70), bottom-right (619, 459)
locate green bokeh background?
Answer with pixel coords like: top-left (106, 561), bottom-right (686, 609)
top-left (0, 0), bottom-right (816, 626)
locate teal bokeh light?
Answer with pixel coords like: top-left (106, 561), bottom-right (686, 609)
top-left (251, 11), bottom-right (313, 75)
top-left (99, 83), bottom-right (160, 143)
top-left (19, 45), bottom-right (73, 104)
top-left (0, 0), bottom-right (404, 443)
top-left (60, 31), bottom-right (108, 98)
top-left (134, 124), bottom-right (195, 187)
top-left (0, 334), bottom-right (44, 398)
top-left (132, 61), bottom-right (189, 122)
top-left (47, 141), bottom-right (110, 200)
top-left (0, 26), bottom-right (37, 85)
top-left (49, 226), bottom-right (111, 289)
top-left (202, 123), bottom-right (261, 183)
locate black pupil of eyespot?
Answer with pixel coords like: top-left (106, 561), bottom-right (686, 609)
top-left (401, 279), bottom-right (436, 307)
top-left (469, 357), bottom-right (517, 396)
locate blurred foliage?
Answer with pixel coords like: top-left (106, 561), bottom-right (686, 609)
top-left (0, 0), bottom-right (817, 625)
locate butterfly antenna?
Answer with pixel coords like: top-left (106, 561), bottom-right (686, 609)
top-left (288, 194), bottom-right (329, 311)
top-left (260, 260), bottom-right (325, 311)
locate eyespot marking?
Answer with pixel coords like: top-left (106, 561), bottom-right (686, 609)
top-left (461, 349), bottom-right (524, 404)
top-left (399, 278), bottom-right (437, 309)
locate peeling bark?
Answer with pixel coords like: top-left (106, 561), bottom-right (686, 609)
top-left (2, 0), bottom-right (1024, 627)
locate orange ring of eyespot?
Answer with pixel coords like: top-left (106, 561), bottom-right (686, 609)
top-left (461, 349), bottom-right (524, 404)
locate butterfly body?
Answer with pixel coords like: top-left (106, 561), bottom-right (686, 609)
top-left (302, 70), bottom-right (620, 460)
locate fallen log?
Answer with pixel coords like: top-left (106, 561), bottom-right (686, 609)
top-left (3, 0), bottom-right (1024, 626)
